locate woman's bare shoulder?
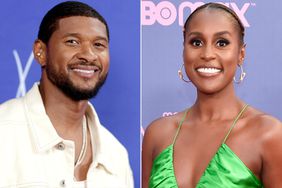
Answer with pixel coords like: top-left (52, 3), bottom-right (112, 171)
top-left (246, 107), bottom-right (281, 129)
top-left (145, 111), bottom-right (185, 137)
top-left (246, 107), bottom-right (282, 142)
top-left (246, 108), bottom-right (282, 185)
top-left (143, 110), bottom-right (188, 153)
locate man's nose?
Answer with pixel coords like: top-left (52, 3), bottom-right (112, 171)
top-left (76, 43), bottom-right (98, 62)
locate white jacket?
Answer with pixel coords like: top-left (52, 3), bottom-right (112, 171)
top-left (0, 84), bottom-right (133, 188)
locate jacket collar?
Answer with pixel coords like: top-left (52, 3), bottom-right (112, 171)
top-left (23, 83), bottom-right (118, 174)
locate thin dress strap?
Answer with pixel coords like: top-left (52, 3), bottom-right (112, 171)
top-left (222, 104), bottom-right (249, 144)
top-left (172, 109), bottom-right (190, 145)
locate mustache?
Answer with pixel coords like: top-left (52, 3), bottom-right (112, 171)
top-left (68, 60), bottom-right (101, 69)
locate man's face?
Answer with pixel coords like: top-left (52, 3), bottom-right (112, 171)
top-left (45, 16), bottom-right (109, 101)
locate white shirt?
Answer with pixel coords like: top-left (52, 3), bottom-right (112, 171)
top-left (0, 84), bottom-right (133, 188)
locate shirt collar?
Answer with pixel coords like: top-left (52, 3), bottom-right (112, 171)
top-left (24, 83), bottom-right (118, 174)
top-left (85, 104), bottom-right (119, 175)
top-left (23, 83), bottom-right (62, 152)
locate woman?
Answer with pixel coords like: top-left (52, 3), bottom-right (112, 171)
top-left (142, 3), bottom-right (282, 188)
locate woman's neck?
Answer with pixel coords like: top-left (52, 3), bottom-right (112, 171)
top-left (192, 84), bottom-right (244, 121)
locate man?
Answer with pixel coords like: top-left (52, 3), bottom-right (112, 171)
top-left (0, 1), bottom-right (133, 187)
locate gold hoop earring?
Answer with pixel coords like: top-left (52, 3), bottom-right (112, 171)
top-left (178, 64), bottom-right (191, 83)
top-left (233, 64), bottom-right (246, 84)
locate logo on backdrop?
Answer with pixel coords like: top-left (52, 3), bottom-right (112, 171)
top-left (142, 1), bottom-right (256, 27)
top-left (13, 50), bottom-right (34, 97)
top-left (163, 111), bottom-right (178, 117)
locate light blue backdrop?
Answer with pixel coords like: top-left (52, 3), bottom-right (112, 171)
top-left (142, 0), bottom-right (282, 130)
top-left (0, 0), bottom-right (140, 187)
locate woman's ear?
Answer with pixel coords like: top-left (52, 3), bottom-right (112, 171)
top-left (239, 43), bottom-right (246, 65)
top-left (33, 39), bottom-right (47, 68)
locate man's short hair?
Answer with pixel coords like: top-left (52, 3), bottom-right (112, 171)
top-left (38, 1), bottom-right (109, 44)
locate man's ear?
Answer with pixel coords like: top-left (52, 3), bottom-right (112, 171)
top-left (33, 39), bottom-right (47, 68)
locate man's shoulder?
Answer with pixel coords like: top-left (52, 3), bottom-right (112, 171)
top-left (0, 97), bottom-right (26, 122)
top-left (98, 124), bottom-right (128, 154)
top-left (87, 103), bottom-right (128, 155)
top-left (96, 124), bottom-right (131, 177)
top-left (0, 97), bottom-right (31, 145)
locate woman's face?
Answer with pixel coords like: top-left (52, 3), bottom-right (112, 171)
top-left (183, 9), bottom-right (245, 94)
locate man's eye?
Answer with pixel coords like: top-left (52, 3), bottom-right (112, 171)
top-left (190, 39), bottom-right (202, 47)
top-left (216, 39), bottom-right (229, 47)
top-left (94, 42), bottom-right (107, 49)
top-left (95, 42), bottom-right (103, 47)
top-left (65, 39), bottom-right (79, 45)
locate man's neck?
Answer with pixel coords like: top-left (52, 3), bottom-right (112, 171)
top-left (39, 78), bottom-right (88, 137)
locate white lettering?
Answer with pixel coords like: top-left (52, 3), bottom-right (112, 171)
top-left (142, 1), bottom-right (254, 27)
top-left (13, 50), bottom-right (34, 97)
top-left (163, 111), bottom-right (178, 117)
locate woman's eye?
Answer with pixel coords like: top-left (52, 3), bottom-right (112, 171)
top-left (190, 39), bottom-right (202, 47)
top-left (216, 39), bottom-right (229, 47)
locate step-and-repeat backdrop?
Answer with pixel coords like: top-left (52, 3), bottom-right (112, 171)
top-left (142, 0), bottom-right (282, 131)
top-left (0, 0), bottom-right (140, 187)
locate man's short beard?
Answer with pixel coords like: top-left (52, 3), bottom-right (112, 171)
top-left (45, 65), bottom-right (107, 101)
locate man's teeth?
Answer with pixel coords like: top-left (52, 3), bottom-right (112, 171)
top-left (73, 69), bottom-right (95, 74)
top-left (197, 67), bottom-right (221, 73)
